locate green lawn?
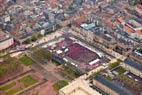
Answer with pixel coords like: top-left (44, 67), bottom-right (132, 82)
top-left (53, 80), bottom-right (68, 91)
top-left (19, 55), bottom-right (34, 66)
top-left (19, 75), bottom-right (38, 87)
top-left (104, 75), bottom-right (112, 81)
top-left (115, 66), bottom-right (126, 75)
top-left (0, 82), bottom-right (16, 92)
top-left (109, 61), bottom-right (120, 70)
top-left (0, 75), bottom-right (38, 95)
top-left (6, 87), bottom-right (22, 95)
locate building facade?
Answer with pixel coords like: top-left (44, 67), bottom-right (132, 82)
top-left (122, 59), bottom-right (142, 78)
top-left (59, 79), bottom-right (101, 95)
top-left (93, 75), bottom-right (132, 95)
top-left (0, 37), bottom-right (14, 51)
top-left (0, 31), bottom-right (14, 51)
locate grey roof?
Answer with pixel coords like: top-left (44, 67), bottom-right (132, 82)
top-left (102, 35), bottom-right (112, 42)
top-left (55, 13), bottom-right (66, 21)
top-left (124, 58), bottom-right (142, 71)
top-left (94, 75), bottom-right (132, 95)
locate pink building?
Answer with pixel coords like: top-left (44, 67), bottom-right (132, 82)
top-left (135, 4), bottom-right (142, 16)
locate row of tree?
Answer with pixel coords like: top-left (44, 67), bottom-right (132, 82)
top-left (31, 48), bottom-right (52, 63)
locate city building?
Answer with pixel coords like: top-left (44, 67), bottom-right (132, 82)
top-left (93, 75), bottom-right (132, 95)
top-left (72, 20), bottom-right (116, 49)
top-left (122, 58), bottom-right (142, 78)
top-left (135, 4), bottom-right (142, 16)
top-left (129, 48), bottom-right (142, 63)
top-left (59, 79), bottom-right (101, 95)
top-left (0, 30), bottom-right (14, 50)
top-left (115, 17), bottom-right (142, 40)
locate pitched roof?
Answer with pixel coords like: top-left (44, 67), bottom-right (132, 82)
top-left (124, 58), bottom-right (142, 71)
top-left (94, 75), bottom-right (132, 95)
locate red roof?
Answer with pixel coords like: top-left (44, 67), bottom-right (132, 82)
top-left (136, 4), bottom-right (142, 10)
top-left (117, 17), bottom-right (125, 24)
top-left (74, 16), bottom-right (86, 27)
top-left (123, 25), bottom-right (134, 33)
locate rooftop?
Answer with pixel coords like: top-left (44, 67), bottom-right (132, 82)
top-left (127, 19), bottom-right (142, 29)
top-left (81, 23), bottom-right (96, 30)
top-left (124, 58), bottom-right (142, 71)
top-left (136, 4), bottom-right (142, 10)
top-left (94, 75), bottom-right (132, 95)
top-left (0, 30), bottom-right (10, 41)
top-left (60, 79), bottom-right (101, 95)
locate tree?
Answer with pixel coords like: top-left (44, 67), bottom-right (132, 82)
top-left (53, 80), bottom-right (68, 91)
top-left (32, 48), bottom-right (52, 63)
top-left (23, 38), bottom-right (31, 44)
top-left (31, 35), bottom-right (37, 42)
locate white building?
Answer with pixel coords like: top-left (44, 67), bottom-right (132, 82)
top-left (59, 79), bottom-right (101, 95)
top-left (0, 31), bottom-right (14, 51)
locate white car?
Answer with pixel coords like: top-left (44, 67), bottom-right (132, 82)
top-left (124, 71), bottom-right (129, 75)
top-left (134, 79), bottom-right (138, 82)
top-left (128, 75), bottom-right (132, 79)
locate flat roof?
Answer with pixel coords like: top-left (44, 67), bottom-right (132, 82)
top-left (94, 75), bottom-right (132, 95)
top-left (128, 19), bottom-right (142, 28)
top-left (124, 58), bottom-right (142, 71)
top-left (69, 88), bottom-right (93, 95)
top-left (60, 79), bottom-right (101, 95)
top-left (81, 23), bottom-right (96, 30)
